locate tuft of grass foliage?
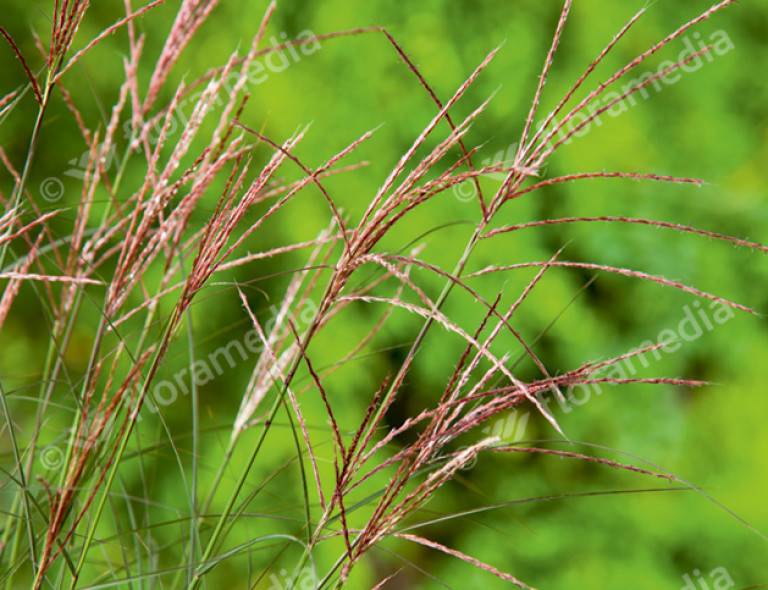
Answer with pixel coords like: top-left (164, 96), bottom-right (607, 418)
top-left (0, 1), bottom-right (763, 588)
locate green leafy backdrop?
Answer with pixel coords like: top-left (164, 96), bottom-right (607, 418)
top-left (1, 1), bottom-right (766, 588)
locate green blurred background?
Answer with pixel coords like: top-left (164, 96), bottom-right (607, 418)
top-left (1, 1), bottom-right (767, 588)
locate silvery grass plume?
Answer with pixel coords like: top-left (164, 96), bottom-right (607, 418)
top-left (0, 0), bottom-right (763, 589)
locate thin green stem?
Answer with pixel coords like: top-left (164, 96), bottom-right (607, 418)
top-left (0, 380), bottom-right (37, 577)
top-left (0, 73), bottom-right (54, 273)
top-left (65, 307), bottom-right (181, 589)
top-left (186, 282), bottom-right (336, 589)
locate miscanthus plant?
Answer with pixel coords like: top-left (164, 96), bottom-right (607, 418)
top-left (0, 0), bottom-right (763, 588)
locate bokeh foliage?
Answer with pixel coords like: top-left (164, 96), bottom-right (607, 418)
top-left (1, 1), bottom-right (767, 588)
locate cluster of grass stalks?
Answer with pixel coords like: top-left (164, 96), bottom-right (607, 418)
top-left (0, 0), bottom-right (763, 588)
